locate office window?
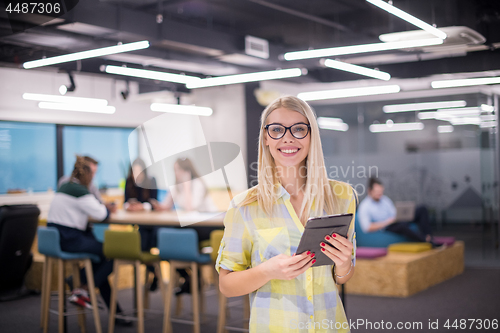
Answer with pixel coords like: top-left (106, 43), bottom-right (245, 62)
top-left (0, 121), bottom-right (57, 194)
top-left (63, 126), bottom-right (138, 190)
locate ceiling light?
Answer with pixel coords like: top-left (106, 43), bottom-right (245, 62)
top-left (322, 59), bottom-right (391, 81)
top-left (23, 41), bottom-right (150, 69)
top-left (38, 102), bottom-right (116, 114)
top-left (317, 117), bottom-right (349, 131)
top-left (480, 122), bottom-right (497, 128)
top-left (480, 115), bottom-right (497, 121)
top-left (431, 76), bottom-right (500, 88)
top-left (383, 100), bottom-right (466, 113)
top-left (23, 93), bottom-right (109, 106)
top-left (185, 68), bottom-right (304, 89)
top-left (437, 125), bottom-right (454, 133)
top-left (298, 85), bottom-right (400, 101)
top-left (102, 65), bottom-right (200, 85)
top-left (366, 0), bottom-right (447, 40)
top-left (150, 103), bottom-right (213, 116)
top-left (449, 117), bottom-right (481, 125)
top-left (283, 38), bottom-right (443, 61)
top-left (59, 70), bottom-right (76, 95)
top-left (481, 104), bottom-right (495, 112)
top-left (418, 109), bottom-right (481, 120)
top-left (369, 122), bottom-right (424, 133)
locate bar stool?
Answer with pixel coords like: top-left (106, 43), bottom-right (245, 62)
top-left (157, 228), bottom-right (211, 333)
top-left (103, 229), bottom-right (164, 333)
top-left (210, 230), bottom-right (250, 333)
top-left (38, 226), bottom-right (102, 333)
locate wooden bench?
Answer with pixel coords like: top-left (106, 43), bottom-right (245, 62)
top-left (344, 241), bottom-right (464, 297)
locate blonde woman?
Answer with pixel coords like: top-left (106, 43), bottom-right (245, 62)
top-left (216, 96), bottom-right (357, 332)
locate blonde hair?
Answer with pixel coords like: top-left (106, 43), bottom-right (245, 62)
top-left (241, 96), bottom-right (342, 224)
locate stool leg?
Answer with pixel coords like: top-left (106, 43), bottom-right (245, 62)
top-left (135, 261), bottom-right (145, 333)
top-left (163, 262), bottom-right (175, 333)
top-left (154, 263), bottom-right (166, 302)
top-left (191, 262), bottom-right (200, 333)
top-left (72, 262), bottom-right (86, 333)
top-left (243, 294), bottom-right (250, 330)
top-left (40, 256), bottom-right (48, 328)
top-left (43, 257), bottom-right (53, 333)
top-left (216, 293), bottom-right (227, 333)
top-left (84, 259), bottom-right (102, 333)
top-left (57, 259), bottom-right (65, 333)
top-left (144, 268), bottom-right (150, 310)
top-left (108, 260), bottom-right (119, 333)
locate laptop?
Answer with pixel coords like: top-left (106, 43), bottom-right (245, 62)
top-left (395, 201), bottom-right (416, 221)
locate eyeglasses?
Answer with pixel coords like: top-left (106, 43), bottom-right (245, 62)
top-left (265, 122), bottom-right (310, 140)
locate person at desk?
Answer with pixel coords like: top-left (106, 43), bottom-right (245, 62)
top-left (124, 157), bottom-right (161, 291)
top-left (47, 156), bottom-right (131, 326)
top-left (358, 177), bottom-right (434, 244)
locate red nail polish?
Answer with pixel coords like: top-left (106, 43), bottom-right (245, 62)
top-left (312, 259), bottom-right (316, 264)
top-left (325, 236), bottom-right (330, 240)
top-left (321, 248), bottom-right (326, 252)
top-left (320, 242), bottom-right (325, 247)
top-left (311, 253), bottom-right (315, 257)
top-left (306, 251), bottom-right (311, 255)
top-left (333, 234), bottom-right (336, 238)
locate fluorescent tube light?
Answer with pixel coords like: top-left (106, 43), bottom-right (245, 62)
top-left (150, 103), bottom-right (213, 116)
top-left (431, 76), bottom-right (500, 88)
top-left (383, 100), bottom-right (466, 113)
top-left (418, 109), bottom-right (480, 120)
top-left (369, 121), bottom-right (424, 133)
top-left (38, 102), bottom-right (116, 114)
top-left (298, 85), bottom-right (400, 101)
top-left (481, 104), bottom-right (495, 112)
top-left (103, 65), bottom-right (200, 85)
top-left (437, 125), bottom-right (454, 133)
top-left (317, 117), bottom-right (349, 131)
top-left (284, 38), bottom-right (443, 61)
top-left (23, 41), bottom-right (150, 69)
top-left (480, 122), bottom-right (497, 128)
top-left (480, 115), bottom-right (497, 121)
top-left (185, 68), bottom-right (304, 89)
top-left (23, 93), bottom-right (108, 106)
top-left (449, 117), bottom-right (481, 125)
top-left (366, 0), bottom-right (447, 40)
top-left (322, 59), bottom-right (391, 81)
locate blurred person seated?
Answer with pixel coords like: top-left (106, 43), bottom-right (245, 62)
top-left (124, 157), bottom-right (161, 291)
top-left (358, 177), bottom-right (435, 245)
top-left (47, 156), bottom-right (131, 326)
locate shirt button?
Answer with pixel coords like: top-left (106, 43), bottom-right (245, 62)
top-left (307, 275), bottom-right (311, 281)
top-left (310, 315), bottom-right (313, 319)
top-left (308, 296), bottom-right (312, 301)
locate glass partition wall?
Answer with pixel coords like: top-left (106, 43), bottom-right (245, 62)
top-left (314, 92), bottom-right (499, 264)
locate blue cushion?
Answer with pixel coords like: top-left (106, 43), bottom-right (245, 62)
top-left (157, 228), bottom-right (211, 264)
top-left (92, 223), bottom-right (109, 243)
top-left (38, 227), bottom-right (101, 263)
top-left (355, 214), bottom-right (415, 248)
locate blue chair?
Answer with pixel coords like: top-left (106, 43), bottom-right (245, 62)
top-left (38, 226), bottom-right (102, 333)
top-left (92, 223), bottom-right (109, 243)
top-left (157, 228), bottom-right (211, 333)
top-left (354, 214), bottom-right (416, 247)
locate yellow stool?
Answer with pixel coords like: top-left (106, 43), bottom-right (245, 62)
top-left (388, 242), bottom-right (432, 253)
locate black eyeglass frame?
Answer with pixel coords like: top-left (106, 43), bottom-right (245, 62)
top-left (264, 122), bottom-right (311, 140)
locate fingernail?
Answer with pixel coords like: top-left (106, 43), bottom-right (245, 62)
top-left (325, 236), bottom-right (330, 240)
top-left (292, 253), bottom-right (296, 256)
top-left (332, 234), bottom-right (336, 238)
top-left (321, 248), bottom-right (326, 252)
top-left (320, 242), bottom-right (326, 247)
top-left (310, 253), bottom-right (315, 258)
top-left (306, 251), bottom-right (311, 255)
top-left (312, 259), bottom-right (316, 264)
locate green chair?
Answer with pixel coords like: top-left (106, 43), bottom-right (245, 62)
top-left (211, 230), bottom-right (250, 333)
top-left (103, 230), bottom-right (164, 333)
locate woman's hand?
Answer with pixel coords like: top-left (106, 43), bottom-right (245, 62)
top-left (260, 252), bottom-right (315, 281)
top-left (320, 233), bottom-right (353, 272)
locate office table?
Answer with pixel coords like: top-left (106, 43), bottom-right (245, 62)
top-left (106, 210), bottom-right (225, 227)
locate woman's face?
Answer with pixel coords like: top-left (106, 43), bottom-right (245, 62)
top-left (264, 107), bottom-right (311, 169)
top-left (132, 164), bottom-right (145, 184)
top-left (174, 162), bottom-right (191, 182)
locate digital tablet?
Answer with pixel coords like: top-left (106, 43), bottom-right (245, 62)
top-left (296, 213), bottom-right (353, 267)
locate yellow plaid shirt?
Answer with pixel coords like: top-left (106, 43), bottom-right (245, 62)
top-left (216, 180), bottom-right (357, 333)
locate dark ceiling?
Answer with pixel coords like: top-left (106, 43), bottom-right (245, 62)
top-left (1, 0), bottom-right (500, 93)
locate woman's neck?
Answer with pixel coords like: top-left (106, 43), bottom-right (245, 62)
top-left (276, 164), bottom-right (306, 198)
